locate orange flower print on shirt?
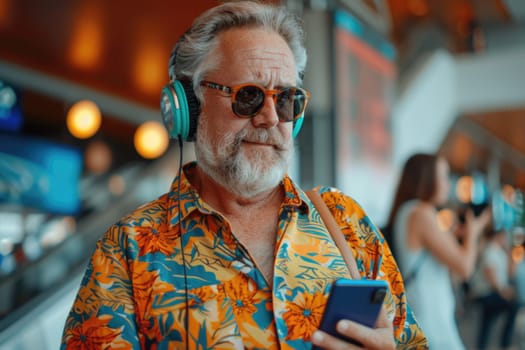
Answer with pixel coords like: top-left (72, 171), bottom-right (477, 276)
top-left (283, 291), bottom-right (326, 340)
top-left (132, 261), bottom-right (175, 307)
top-left (135, 223), bottom-right (180, 256)
top-left (90, 247), bottom-right (120, 286)
top-left (66, 315), bottom-right (130, 350)
top-left (222, 275), bottom-right (259, 316)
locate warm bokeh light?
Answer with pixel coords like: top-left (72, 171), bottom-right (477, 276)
top-left (67, 100), bottom-right (102, 139)
top-left (85, 140), bottom-right (112, 174)
top-left (134, 121), bottom-right (169, 159)
top-left (456, 175), bottom-right (473, 203)
top-left (68, 4), bottom-right (103, 69)
top-left (133, 42), bottom-right (165, 95)
top-left (511, 245), bottom-right (524, 263)
top-left (437, 208), bottom-right (456, 232)
top-left (0, 0), bottom-right (11, 28)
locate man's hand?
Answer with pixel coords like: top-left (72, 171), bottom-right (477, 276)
top-left (311, 306), bottom-right (395, 349)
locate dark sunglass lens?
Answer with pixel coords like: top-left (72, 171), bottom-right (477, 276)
top-left (234, 85), bottom-right (265, 117)
top-left (293, 90), bottom-right (306, 119)
top-left (277, 88), bottom-right (305, 122)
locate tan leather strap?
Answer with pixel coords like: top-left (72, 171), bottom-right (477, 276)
top-left (306, 190), bottom-right (361, 280)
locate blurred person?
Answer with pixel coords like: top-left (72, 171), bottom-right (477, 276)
top-left (516, 236), bottom-right (525, 306)
top-left (515, 241), bottom-right (525, 348)
top-left (385, 153), bottom-right (490, 349)
top-left (470, 228), bottom-right (520, 350)
top-left (59, 2), bottom-right (428, 349)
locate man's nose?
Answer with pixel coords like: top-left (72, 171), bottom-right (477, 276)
top-left (251, 94), bottom-right (280, 128)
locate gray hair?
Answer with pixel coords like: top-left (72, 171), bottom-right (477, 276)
top-left (168, 1), bottom-right (307, 100)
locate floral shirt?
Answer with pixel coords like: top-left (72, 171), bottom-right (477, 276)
top-left (61, 162), bottom-right (427, 349)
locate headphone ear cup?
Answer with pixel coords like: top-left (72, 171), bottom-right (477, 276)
top-left (160, 80), bottom-right (200, 141)
top-left (292, 114), bottom-right (304, 138)
top-left (178, 80), bottom-right (200, 141)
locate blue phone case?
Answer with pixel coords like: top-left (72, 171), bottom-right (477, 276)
top-left (317, 278), bottom-right (388, 345)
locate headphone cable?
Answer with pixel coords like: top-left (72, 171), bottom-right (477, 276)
top-left (176, 136), bottom-right (190, 350)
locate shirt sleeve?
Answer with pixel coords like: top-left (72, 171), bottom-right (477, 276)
top-left (60, 224), bottom-right (140, 349)
top-left (318, 187), bottom-right (429, 349)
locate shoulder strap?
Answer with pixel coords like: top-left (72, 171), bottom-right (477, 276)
top-left (403, 251), bottom-right (427, 286)
top-left (306, 190), bottom-right (361, 280)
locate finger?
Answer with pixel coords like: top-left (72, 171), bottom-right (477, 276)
top-left (311, 329), bottom-right (362, 350)
top-left (336, 320), bottom-right (395, 350)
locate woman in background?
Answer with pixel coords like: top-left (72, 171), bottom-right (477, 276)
top-left (470, 228), bottom-right (520, 350)
top-left (385, 153), bottom-right (490, 349)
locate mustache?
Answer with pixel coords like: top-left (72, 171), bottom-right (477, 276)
top-left (237, 128), bottom-right (288, 150)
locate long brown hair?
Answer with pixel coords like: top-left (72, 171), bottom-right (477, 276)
top-left (384, 153), bottom-right (441, 248)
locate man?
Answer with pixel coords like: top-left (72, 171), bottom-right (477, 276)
top-left (61, 2), bottom-right (427, 349)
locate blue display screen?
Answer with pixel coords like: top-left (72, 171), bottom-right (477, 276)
top-left (0, 133), bottom-right (82, 215)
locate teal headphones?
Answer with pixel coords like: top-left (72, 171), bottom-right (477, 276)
top-left (160, 80), bottom-right (200, 141)
top-left (160, 39), bottom-right (304, 141)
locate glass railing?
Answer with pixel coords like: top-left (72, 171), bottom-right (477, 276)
top-left (0, 148), bottom-right (179, 330)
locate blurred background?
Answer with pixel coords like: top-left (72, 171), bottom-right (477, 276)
top-left (0, 0), bottom-right (524, 348)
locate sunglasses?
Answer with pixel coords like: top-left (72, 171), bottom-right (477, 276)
top-left (200, 80), bottom-right (310, 122)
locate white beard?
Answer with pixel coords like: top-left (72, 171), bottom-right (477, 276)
top-left (195, 116), bottom-right (294, 198)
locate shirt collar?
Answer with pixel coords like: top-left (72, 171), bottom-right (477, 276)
top-left (166, 161), bottom-right (311, 229)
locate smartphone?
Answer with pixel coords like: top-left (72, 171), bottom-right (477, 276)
top-left (316, 278), bottom-right (388, 347)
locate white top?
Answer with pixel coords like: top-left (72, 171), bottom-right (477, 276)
top-left (470, 240), bottom-right (509, 298)
top-left (394, 200), bottom-right (465, 350)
